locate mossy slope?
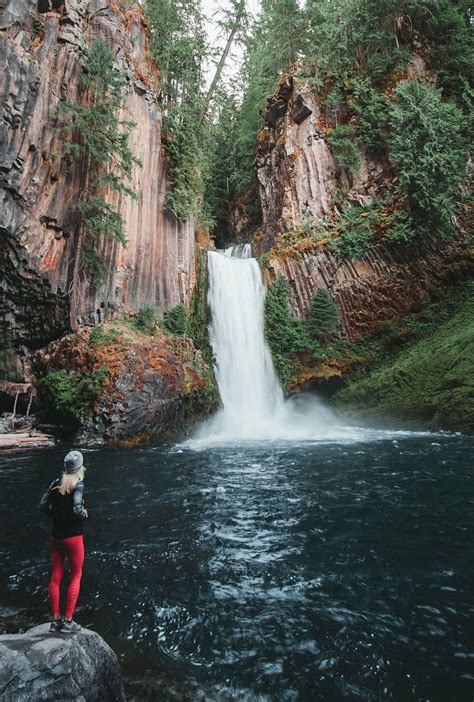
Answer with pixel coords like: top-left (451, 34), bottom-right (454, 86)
top-left (333, 290), bottom-right (474, 432)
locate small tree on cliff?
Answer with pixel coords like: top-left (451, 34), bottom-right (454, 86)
top-left (308, 288), bottom-right (341, 341)
top-left (388, 80), bottom-right (466, 238)
top-left (58, 38), bottom-right (140, 248)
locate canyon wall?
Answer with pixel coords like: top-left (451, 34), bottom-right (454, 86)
top-left (255, 76), bottom-right (471, 341)
top-left (0, 0), bottom-right (195, 350)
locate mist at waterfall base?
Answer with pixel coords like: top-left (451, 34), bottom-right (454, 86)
top-left (194, 246), bottom-right (389, 444)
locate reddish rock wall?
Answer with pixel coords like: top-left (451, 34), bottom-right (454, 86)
top-left (256, 76), bottom-right (472, 340)
top-left (0, 0), bottom-right (195, 348)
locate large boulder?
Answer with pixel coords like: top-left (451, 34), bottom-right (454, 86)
top-left (0, 624), bottom-right (125, 701)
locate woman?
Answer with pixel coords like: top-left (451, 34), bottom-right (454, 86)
top-left (39, 450), bottom-right (88, 633)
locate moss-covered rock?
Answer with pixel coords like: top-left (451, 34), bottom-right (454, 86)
top-left (33, 320), bottom-right (218, 445)
top-left (333, 289), bottom-right (474, 432)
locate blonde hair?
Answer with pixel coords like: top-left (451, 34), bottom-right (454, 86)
top-left (59, 467), bottom-right (85, 495)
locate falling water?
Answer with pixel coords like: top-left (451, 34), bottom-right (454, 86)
top-left (194, 245), bottom-right (435, 444)
top-left (195, 245), bottom-right (352, 442)
top-left (207, 244), bottom-right (283, 423)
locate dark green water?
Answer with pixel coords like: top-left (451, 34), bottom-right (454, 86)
top-left (0, 432), bottom-right (473, 701)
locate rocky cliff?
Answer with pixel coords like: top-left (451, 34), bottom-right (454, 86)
top-left (0, 0), bottom-right (195, 351)
top-left (255, 76), bottom-right (472, 341)
top-left (32, 322), bottom-right (217, 446)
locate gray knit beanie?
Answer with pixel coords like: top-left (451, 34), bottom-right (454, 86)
top-left (64, 450), bottom-right (84, 474)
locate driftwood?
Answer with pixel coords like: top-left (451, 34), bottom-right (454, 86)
top-left (0, 382), bottom-right (36, 418)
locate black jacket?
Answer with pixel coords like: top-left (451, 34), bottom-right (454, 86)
top-left (39, 478), bottom-right (88, 538)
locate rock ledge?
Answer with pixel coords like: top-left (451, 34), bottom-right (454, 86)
top-left (0, 624), bottom-right (125, 701)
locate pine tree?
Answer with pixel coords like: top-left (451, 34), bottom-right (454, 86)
top-left (58, 38), bottom-right (140, 246)
top-left (388, 80), bottom-right (466, 236)
top-left (308, 289), bottom-right (341, 340)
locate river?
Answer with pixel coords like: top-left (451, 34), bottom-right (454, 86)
top-left (0, 435), bottom-right (473, 700)
top-left (1, 249), bottom-right (473, 700)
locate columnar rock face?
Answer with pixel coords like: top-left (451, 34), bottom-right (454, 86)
top-left (0, 0), bottom-right (195, 349)
top-left (256, 76), bottom-right (471, 340)
top-left (256, 76), bottom-right (387, 248)
top-left (265, 236), bottom-right (467, 341)
top-left (0, 624), bottom-right (126, 701)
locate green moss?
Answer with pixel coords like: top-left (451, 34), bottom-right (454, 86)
top-left (189, 248), bottom-right (212, 361)
top-left (37, 366), bottom-right (109, 424)
top-left (333, 284), bottom-right (474, 432)
top-left (88, 326), bottom-right (121, 348)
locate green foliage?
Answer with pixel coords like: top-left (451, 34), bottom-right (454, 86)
top-left (136, 305), bottom-right (158, 335)
top-left (146, 0), bottom-right (209, 220)
top-left (388, 80), bottom-right (467, 236)
top-left (162, 304), bottom-right (189, 335)
top-left (326, 125), bottom-right (360, 173)
top-left (231, 0), bottom-right (305, 196)
top-left (385, 209), bottom-right (415, 244)
top-left (328, 202), bottom-right (380, 259)
top-left (163, 105), bottom-right (208, 220)
top-left (265, 276), bottom-right (315, 355)
top-left (83, 248), bottom-right (109, 289)
top-left (37, 366), bottom-right (109, 423)
top-left (189, 248), bottom-right (212, 359)
top-left (88, 326), bottom-right (121, 348)
top-left (334, 285), bottom-right (474, 432)
top-left (349, 77), bottom-right (390, 154)
top-left (204, 91), bottom-right (241, 232)
top-left (309, 288), bottom-right (341, 340)
top-left (58, 38), bottom-right (140, 245)
top-left (264, 275), bottom-right (324, 386)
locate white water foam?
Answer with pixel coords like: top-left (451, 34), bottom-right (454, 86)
top-left (191, 246), bottom-right (435, 446)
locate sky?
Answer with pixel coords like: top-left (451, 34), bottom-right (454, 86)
top-left (201, 0), bottom-right (261, 86)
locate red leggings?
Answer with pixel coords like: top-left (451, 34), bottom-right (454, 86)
top-left (49, 535), bottom-right (84, 620)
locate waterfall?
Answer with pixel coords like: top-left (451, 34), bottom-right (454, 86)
top-left (207, 245), bottom-right (284, 427)
top-left (195, 244), bottom-right (349, 443)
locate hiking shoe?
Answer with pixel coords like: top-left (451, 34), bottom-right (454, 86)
top-left (61, 619), bottom-right (81, 634)
top-left (49, 618), bottom-right (62, 633)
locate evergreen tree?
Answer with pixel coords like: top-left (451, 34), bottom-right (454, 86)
top-left (232, 0), bottom-right (305, 195)
top-left (388, 80), bottom-right (467, 236)
top-left (308, 289), bottom-right (341, 340)
top-left (58, 38), bottom-right (139, 247)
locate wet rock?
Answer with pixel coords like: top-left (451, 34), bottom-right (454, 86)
top-left (32, 327), bottom-right (217, 446)
top-left (0, 623), bottom-right (125, 701)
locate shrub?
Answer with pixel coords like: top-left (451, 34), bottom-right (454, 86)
top-left (264, 276), bottom-right (316, 356)
top-left (326, 124), bottom-right (360, 173)
top-left (37, 366), bottom-right (109, 423)
top-left (264, 276), bottom-right (324, 386)
top-left (328, 203), bottom-right (379, 259)
top-left (88, 326), bottom-right (121, 348)
top-left (136, 305), bottom-right (158, 334)
top-left (385, 208), bottom-right (415, 244)
top-left (308, 288), bottom-right (341, 340)
top-left (162, 304), bottom-right (189, 336)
